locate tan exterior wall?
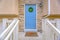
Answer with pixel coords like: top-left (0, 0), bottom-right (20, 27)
top-left (18, 0), bottom-right (42, 32)
top-left (0, 0), bottom-right (18, 16)
top-left (50, 0), bottom-right (60, 15)
top-left (42, 0), bottom-right (60, 18)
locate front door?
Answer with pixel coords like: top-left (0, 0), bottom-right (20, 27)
top-left (25, 4), bottom-right (37, 32)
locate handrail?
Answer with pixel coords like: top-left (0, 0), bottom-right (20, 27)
top-left (42, 19), bottom-right (60, 40)
top-left (0, 19), bottom-right (17, 40)
top-left (4, 20), bottom-right (19, 40)
top-left (46, 19), bottom-right (60, 35)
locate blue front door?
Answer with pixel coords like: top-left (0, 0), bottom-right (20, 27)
top-left (25, 4), bottom-right (36, 31)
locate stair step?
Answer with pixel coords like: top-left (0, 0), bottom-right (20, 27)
top-left (19, 38), bottom-right (41, 40)
top-left (18, 32), bottom-right (42, 40)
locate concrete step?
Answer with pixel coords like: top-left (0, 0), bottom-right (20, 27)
top-left (18, 32), bottom-right (42, 40)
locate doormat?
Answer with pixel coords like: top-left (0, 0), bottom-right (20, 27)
top-left (25, 32), bottom-right (38, 37)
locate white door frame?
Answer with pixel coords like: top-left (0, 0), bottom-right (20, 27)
top-left (24, 4), bottom-right (37, 32)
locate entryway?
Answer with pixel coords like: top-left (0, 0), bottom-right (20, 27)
top-left (24, 4), bottom-right (37, 32)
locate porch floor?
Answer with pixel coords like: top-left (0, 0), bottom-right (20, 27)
top-left (18, 32), bottom-right (42, 40)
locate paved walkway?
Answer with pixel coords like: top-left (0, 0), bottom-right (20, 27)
top-left (18, 32), bottom-right (42, 40)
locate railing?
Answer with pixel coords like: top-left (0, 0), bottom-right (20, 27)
top-left (0, 19), bottom-right (19, 40)
top-left (42, 19), bottom-right (60, 40)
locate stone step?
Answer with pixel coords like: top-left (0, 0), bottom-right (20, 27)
top-left (19, 38), bottom-right (41, 40)
top-left (18, 32), bottom-right (42, 40)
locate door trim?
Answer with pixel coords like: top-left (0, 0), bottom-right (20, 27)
top-left (24, 4), bottom-right (37, 32)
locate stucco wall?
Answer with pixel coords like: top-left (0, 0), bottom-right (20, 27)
top-left (42, 0), bottom-right (60, 17)
top-left (51, 0), bottom-right (60, 15)
top-left (0, 0), bottom-right (18, 16)
top-left (18, 0), bottom-right (42, 32)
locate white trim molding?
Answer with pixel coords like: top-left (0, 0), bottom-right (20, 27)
top-left (45, 0), bottom-right (50, 17)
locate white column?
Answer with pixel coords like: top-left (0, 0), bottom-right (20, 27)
top-left (13, 19), bottom-right (19, 40)
top-left (56, 19), bottom-right (60, 40)
top-left (2, 18), bottom-right (7, 32)
top-left (42, 19), bottom-right (55, 40)
top-left (42, 19), bottom-right (46, 40)
top-left (8, 20), bottom-right (13, 40)
top-left (0, 19), bottom-right (2, 34)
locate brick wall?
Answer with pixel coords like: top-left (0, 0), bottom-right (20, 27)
top-left (18, 0), bottom-right (42, 32)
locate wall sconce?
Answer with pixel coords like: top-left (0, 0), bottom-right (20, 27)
top-left (39, 2), bottom-right (43, 13)
top-left (40, 2), bottom-right (43, 8)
